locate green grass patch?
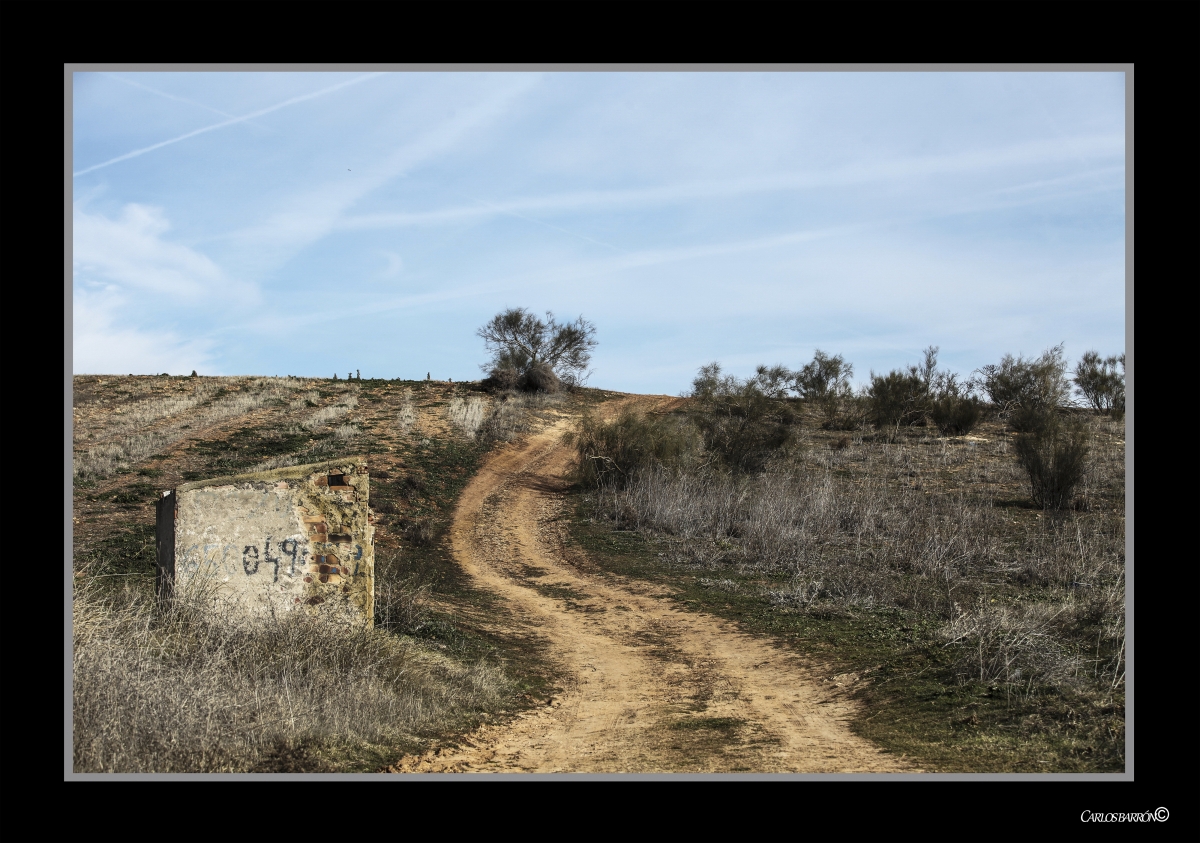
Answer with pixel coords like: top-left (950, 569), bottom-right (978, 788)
top-left (189, 426), bottom-right (327, 475)
top-left (88, 482), bottom-right (157, 508)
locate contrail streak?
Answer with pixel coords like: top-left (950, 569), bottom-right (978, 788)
top-left (103, 73), bottom-right (241, 120)
top-left (73, 73), bottom-right (385, 178)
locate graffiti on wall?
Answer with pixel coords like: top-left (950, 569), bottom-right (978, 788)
top-left (180, 538), bottom-right (366, 583)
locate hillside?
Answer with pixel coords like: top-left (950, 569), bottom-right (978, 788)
top-left (71, 374), bottom-right (1125, 773)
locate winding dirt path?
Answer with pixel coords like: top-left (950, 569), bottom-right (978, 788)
top-left (387, 395), bottom-right (916, 773)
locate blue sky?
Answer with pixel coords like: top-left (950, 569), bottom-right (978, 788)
top-left (71, 70), bottom-right (1126, 394)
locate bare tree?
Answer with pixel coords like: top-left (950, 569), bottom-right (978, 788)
top-left (477, 308), bottom-right (597, 392)
top-left (1073, 351), bottom-right (1125, 416)
top-left (793, 350), bottom-right (855, 428)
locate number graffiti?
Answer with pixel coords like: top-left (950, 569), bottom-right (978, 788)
top-left (281, 539), bottom-right (300, 575)
top-left (242, 544), bottom-right (259, 576)
top-left (183, 537), bottom-right (362, 582)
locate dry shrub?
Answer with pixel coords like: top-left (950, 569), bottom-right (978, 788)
top-left (482, 365), bottom-right (521, 393)
top-left (448, 396), bottom-right (487, 438)
top-left (478, 399), bottom-right (530, 443)
top-left (374, 551), bottom-right (432, 633)
top-left (404, 517), bottom-right (437, 547)
top-left (333, 424), bottom-right (360, 440)
top-left (590, 423), bottom-right (1124, 702)
top-left (302, 395), bottom-right (358, 430)
top-left (976, 344), bottom-right (1072, 425)
top-left (475, 392), bottom-right (562, 444)
top-left (289, 391), bottom-right (321, 410)
top-left (597, 449), bottom-right (1120, 617)
top-left (940, 601), bottom-right (1086, 693)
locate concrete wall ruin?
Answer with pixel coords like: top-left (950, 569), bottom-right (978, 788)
top-left (156, 458), bottom-right (374, 625)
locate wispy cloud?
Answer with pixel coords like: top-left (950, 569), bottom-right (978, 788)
top-left (338, 134), bottom-right (1124, 231)
top-left (224, 221), bottom-right (863, 336)
top-left (73, 73), bottom-right (385, 177)
top-left (208, 76), bottom-right (542, 275)
top-left (987, 165), bottom-right (1124, 196)
top-left (71, 72), bottom-right (1125, 388)
top-left (73, 202), bottom-right (258, 306)
top-left (471, 198), bottom-right (627, 254)
top-left (542, 223), bottom-right (864, 282)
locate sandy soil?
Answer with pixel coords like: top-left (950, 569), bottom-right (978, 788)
top-left (386, 395), bottom-right (917, 773)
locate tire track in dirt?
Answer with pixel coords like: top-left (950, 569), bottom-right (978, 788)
top-left (386, 394), bottom-right (917, 773)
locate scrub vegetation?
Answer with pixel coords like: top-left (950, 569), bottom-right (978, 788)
top-left (569, 345), bottom-right (1126, 771)
top-left (72, 340), bottom-right (1124, 773)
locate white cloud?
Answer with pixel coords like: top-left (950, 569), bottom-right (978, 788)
top-left (72, 288), bottom-right (216, 375)
top-left (73, 202), bottom-right (258, 306)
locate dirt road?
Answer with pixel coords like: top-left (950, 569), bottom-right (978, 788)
top-left (387, 395), bottom-right (916, 773)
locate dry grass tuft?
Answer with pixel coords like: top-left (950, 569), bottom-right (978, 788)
top-left (448, 396), bottom-right (488, 438)
top-left (302, 395), bottom-right (358, 430)
top-left (72, 561), bottom-right (507, 772)
top-left (473, 391), bottom-right (564, 444)
top-left (396, 389), bottom-right (417, 435)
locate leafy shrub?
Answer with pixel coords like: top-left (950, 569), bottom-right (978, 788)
top-left (749, 364), bottom-right (794, 400)
top-left (481, 364), bottom-right (520, 393)
top-left (571, 408), bottom-right (698, 489)
top-left (1012, 416), bottom-right (1090, 509)
top-left (688, 363), bottom-right (799, 472)
top-left (867, 369), bottom-right (928, 429)
top-left (926, 369), bottom-right (983, 435)
top-left (522, 361), bottom-right (561, 394)
top-left (793, 350), bottom-right (855, 428)
top-left (927, 392), bottom-right (983, 435)
top-left (1007, 403), bottom-right (1058, 435)
top-left (1074, 351), bottom-right (1125, 418)
top-left (976, 344), bottom-right (1071, 427)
